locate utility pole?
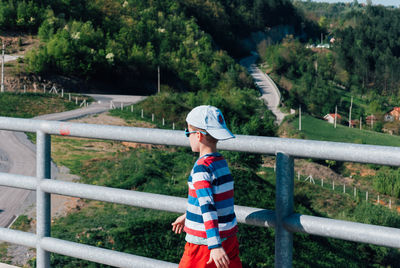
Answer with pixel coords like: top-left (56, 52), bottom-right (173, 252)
top-left (157, 66), bottom-right (160, 93)
top-left (299, 106), bottom-right (302, 131)
top-left (348, 96), bottom-right (353, 128)
top-left (334, 105), bottom-right (337, 128)
top-left (1, 41), bottom-right (4, 93)
top-left (360, 116), bottom-right (362, 130)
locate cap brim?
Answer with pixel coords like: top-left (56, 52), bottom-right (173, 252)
top-left (207, 128), bottom-right (235, 140)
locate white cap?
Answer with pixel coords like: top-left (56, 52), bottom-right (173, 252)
top-left (186, 105), bottom-right (235, 140)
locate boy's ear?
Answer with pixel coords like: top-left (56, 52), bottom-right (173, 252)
top-left (196, 131), bottom-right (203, 141)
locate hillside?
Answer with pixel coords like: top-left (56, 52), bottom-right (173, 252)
top-left (0, 0), bottom-right (322, 95)
top-left (285, 114), bottom-right (400, 147)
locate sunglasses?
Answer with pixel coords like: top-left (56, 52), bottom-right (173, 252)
top-left (184, 128), bottom-right (207, 137)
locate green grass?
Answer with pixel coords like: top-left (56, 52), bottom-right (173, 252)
top-left (0, 92), bottom-right (81, 118)
top-left (291, 114), bottom-right (400, 146)
top-left (10, 215), bottom-right (32, 232)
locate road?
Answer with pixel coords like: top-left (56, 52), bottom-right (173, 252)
top-left (0, 52), bottom-right (282, 227)
top-left (240, 53), bottom-right (286, 125)
top-left (0, 93), bottom-right (146, 228)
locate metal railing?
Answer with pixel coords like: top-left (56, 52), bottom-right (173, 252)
top-left (1, 116), bottom-right (400, 267)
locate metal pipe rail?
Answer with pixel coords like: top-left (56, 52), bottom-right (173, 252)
top-left (0, 116), bottom-right (400, 267)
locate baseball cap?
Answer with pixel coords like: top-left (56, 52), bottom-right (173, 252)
top-left (186, 105), bottom-right (235, 140)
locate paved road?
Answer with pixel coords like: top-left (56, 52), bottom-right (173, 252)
top-left (0, 94), bottom-right (146, 227)
top-left (2, 55), bottom-right (20, 62)
top-left (240, 53), bottom-right (286, 125)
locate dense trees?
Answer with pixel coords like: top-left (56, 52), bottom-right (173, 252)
top-left (0, 0), bottom-right (45, 31)
top-left (19, 0), bottom-right (258, 92)
top-left (1, 0), bottom-right (321, 94)
top-left (262, 37), bottom-right (347, 117)
top-left (334, 6), bottom-right (400, 97)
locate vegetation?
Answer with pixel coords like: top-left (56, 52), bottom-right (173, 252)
top-left (372, 167), bottom-right (400, 198)
top-left (0, 92), bottom-right (78, 118)
top-left (10, 215), bottom-right (32, 232)
top-left (43, 134), bottom-right (400, 267)
top-left (0, 0), bottom-right (322, 94)
top-left (334, 5), bottom-right (400, 98)
top-left (261, 36), bottom-right (365, 118)
top-left (288, 114), bottom-right (400, 146)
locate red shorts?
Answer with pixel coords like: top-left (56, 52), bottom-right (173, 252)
top-left (178, 235), bottom-right (242, 268)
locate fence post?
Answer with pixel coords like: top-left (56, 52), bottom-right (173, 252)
top-left (275, 152), bottom-right (294, 268)
top-left (36, 131), bottom-right (51, 268)
top-left (343, 184), bottom-right (346, 194)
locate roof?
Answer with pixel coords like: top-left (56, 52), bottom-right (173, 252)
top-left (324, 113), bottom-right (342, 119)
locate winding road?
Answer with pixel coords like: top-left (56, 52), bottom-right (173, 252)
top-left (0, 53), bottom-right (285, 228)
top-left (0, 53), bottom-right (283, 227)
top-left (0, 57), bottom-right (146, 228)
top-left (239, 53), bottom-right (286, 125)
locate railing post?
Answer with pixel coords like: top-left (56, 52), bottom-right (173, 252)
top-left (275, 152), bottom-right (294, 268)
top-left (36, 131), bottom-right (51, 268)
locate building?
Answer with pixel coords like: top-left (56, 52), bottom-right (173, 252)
top-left (324, 113), bottom-right (341, 124)
top-left (389, 107), bottom-right (400, 121)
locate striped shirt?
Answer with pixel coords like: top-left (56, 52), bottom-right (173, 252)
top-left (184, 152), bottom-right (238, 250)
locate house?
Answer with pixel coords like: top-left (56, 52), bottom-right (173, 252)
top-left (324, 113), bottom-right (341, 124)
top-left (366, 115), bottom-right (377, 125)
top-left (390, 107), bottom-right (400, 121)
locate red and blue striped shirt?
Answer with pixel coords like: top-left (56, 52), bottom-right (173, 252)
top-left (184, 152), bottom-right (238, 249)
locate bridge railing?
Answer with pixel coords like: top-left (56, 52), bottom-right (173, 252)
top-left (1, 116), bottom-right (400, 268)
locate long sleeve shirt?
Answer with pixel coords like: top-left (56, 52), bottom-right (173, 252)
top-left (184, 152), bottom-right (238, 250)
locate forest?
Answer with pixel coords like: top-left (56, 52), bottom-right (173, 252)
top-left (262, 3), bottom-right (400, 122)
top-left (0, 0), bottom-right (320, 94)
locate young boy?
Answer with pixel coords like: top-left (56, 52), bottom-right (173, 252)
top-left (172, 105), bottom-right (242, 268)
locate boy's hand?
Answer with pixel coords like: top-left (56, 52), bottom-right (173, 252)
top-left (171, 214), bottom-right (186, 234)
top-left (207, 247), bottom-right (230, 268)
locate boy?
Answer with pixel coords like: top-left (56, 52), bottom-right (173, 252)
top-left (172, 105), bottom-right (242, 268)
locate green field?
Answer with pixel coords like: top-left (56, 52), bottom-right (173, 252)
top-left (291, 114), bottom-right (400, 147)
top-left (0, 92), bottom-right (80, 118)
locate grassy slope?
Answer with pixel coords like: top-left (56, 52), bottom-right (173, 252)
top-left (290, 114), bottom-right (400, 146)
top-left (0, 92), bottom-right (80, 118)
